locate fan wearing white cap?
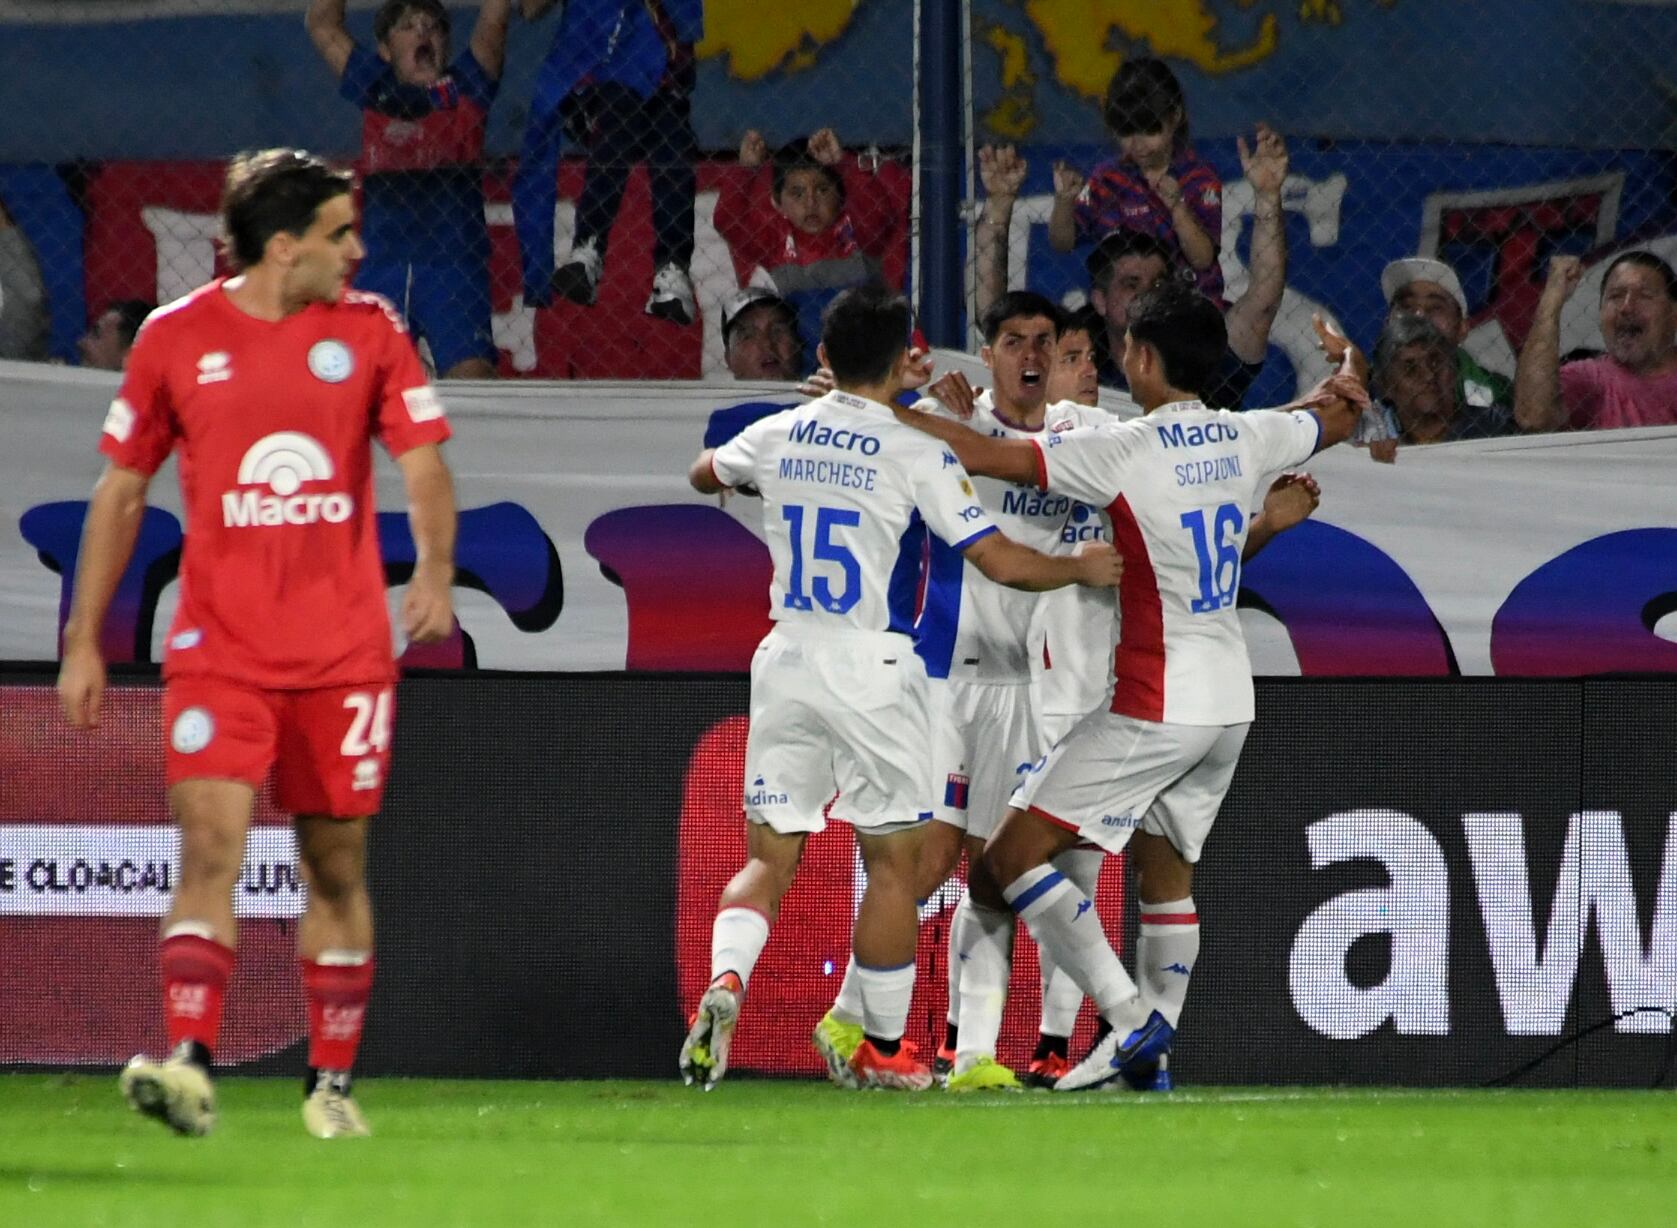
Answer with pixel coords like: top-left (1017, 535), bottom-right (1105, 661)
top-left (721, 287), bottom-right (803, 382)
top-left (1380, 257), bottom-right (1513, 416)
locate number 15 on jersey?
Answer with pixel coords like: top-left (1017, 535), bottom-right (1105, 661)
top-left (782, 504), bottom-right (862, 614)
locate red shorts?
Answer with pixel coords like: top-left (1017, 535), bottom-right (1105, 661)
top-left (163, 677), bottom-right (396, 818)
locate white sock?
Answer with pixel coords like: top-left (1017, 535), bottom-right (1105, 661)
top-left (856, 960), bottom-right (917, 1043)
top-left (952, 895), bottom-right (1015, 1071)
top-left (945, 894), bottom-right (967, 1033)
top-left (1037, 846), bottom-right (1103, 1037)
top-left (831, 955), bottom-right (864, 1026)
top-left (1138, 897), bottom-right (1200, 1028)
top-left (1003, 864), bottom-right (1144, 1037)
top-left (710, 906), bottom-right (770, 989)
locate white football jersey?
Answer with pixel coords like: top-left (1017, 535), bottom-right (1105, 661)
top-left (917, 394), bottom-right (1106, 683)
top-left (1032, 400), bottom-right (1320, 725)
top-left (712, 390), bottom-right (998, 637)
top-left (1036, 402), bottom-right (1120, 720)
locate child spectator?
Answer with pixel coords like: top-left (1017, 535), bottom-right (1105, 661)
top-left (1049, 57), bottom-right (1224, 304)
top-left (714, 128), bottom-right (905, 358)
top-left (306, 0), bottom-right (510, 379)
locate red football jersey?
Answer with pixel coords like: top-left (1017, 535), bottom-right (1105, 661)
top-left (99, 280), bottom-right (452, 689)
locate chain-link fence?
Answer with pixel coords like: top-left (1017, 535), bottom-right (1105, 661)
top-left (2, 1), bottom-right (1676, 439)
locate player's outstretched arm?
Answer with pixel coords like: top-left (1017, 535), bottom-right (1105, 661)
top-left (471, 0), bottom-right (515, 79)
top-left (892, 405), bottom-right (1039, 485)
top-left (58, 464), bottom-right (151, 729)
top-left (1297, 314), bottom-right (1371, 451)
top-left (304, 0), bottom-right (354, 77)
top-left (688, 448), bottom-right (729, 494)
top-left (396, 444), bottom-right (458, 644)
top-left (1244, 471), bottom-right (1319, 559)
top-left (964, 535), bottom-right (1123, 593)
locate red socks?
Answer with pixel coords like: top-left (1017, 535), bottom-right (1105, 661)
top-left (160, 931), bottom-right (235, 1054)
top-left (300, 955), bottom-right (375, 1071)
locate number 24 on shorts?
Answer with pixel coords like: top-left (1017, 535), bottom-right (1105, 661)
top-left (341, 690), bottom-right (392, 756)
top-left (781, 503), bottom-right (862, 615)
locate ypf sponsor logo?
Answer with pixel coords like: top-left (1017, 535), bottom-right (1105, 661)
top-left (221, 432), bottom-right (355, 528)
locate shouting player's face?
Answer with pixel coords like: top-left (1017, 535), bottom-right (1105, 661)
top-left (288, 194), bottom-right (364, 304)
top-left (1048, 327), bottom-right (1099, 406)
top-left (379, 6), bottom-right (449, 87)
top-left (982, 313), bottom-right (1055, 418)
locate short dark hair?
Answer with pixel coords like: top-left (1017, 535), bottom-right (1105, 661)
top-left (374, 0), bottom-right (449, 44)
top-left (1085, 228), bottom-right (1176, 292)
top-left (1125, 280), bottom-right (1226, 397)
top-left (821, 285), bottom-right (911, 386)
top-left (1103, 57), bottom-right (1189, 147)
top-left (1058, 303), bottom-right (1102, 342)
top-left (772, 137), bottom-right (845, 203)
top-left (105, 299), bottom-right (154, 347)
top-left (1372, 311), bottom-right (1453, 396)
top-left (980, 290), bottom-right (1061, 345)
top-left (220, 149), bottom-right (354, 271)
top-left (1601, 250), bottom-right (1677, 301)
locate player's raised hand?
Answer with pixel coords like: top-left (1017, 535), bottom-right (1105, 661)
top-left (1262, 472), bottom-right (1321, 532)
top-left (1052, 161), bottom-right (1085, 202)
top-left (979, 144), bottom-right (1026, 201)
top-left (401, 563), bottom-right (455, 644)
top-left (798, 367), bottom-right (835, 398)
top-left (901, 346), bottom-right (935, 391)
top-left (739, 129), bottom-right (768, 168)
top-left (57, 641), bottom-right (106, 729)
top-left (1073, 541), bottom-right (1124, 589)
top-left (927, 370), bottom-right (981, 419)
top-left (807, 128), bottom-right (844, 166)
top-left (1310, 312), bottom-right (1371, 385)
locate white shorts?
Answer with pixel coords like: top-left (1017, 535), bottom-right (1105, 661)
top-left (743, 625), bottom-right (933, 835)
top-left (1037, 707), bottom-right (1092, 751)
top-left (1009, 712), bottom-right (1249, 863)
top-left (929, 677), bottom-right (1043, 840)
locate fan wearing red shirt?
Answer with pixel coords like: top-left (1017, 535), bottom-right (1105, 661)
top-left (56, 149), bottom-right (458, 1141)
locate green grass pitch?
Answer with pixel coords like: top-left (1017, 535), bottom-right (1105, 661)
top-left (0, 1075), bottom-right (1672, 1226)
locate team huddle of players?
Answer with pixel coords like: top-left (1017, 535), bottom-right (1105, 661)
top-left (682, 282), bottom-right (1367, 1093)
top-left (54, 145), bottom-right (1367, 1141)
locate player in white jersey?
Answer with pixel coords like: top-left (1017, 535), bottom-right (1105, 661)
top-left (895, 280), bottom-right (1368, 1091)
top-left (677, 286), bottom-right (1123, 1091)
top-left (1025, 307), bottom-right (1324, 1089)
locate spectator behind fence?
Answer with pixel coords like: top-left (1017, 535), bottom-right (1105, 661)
top-left (306, 0), bottom-right (510, 379)
top-left (79, 299), bottom-right (153, 371)
top-left (1355, 313), bottom-right (1519, 459)
top-left (1516, 251), bottom-right (1677, 432)
top-left (976, 129), bottom-right (1286, 410)
top-left (0, 199), bottom-right (48, 362)
top-left (514, 0), bottom-right (702, 327)
top-left (715, 128), bottom-right (905, 360)
top-left (721, 287), bottom-right (802, 382)
top-left (1049, 57), bottom-right (1223, 304)
top-left (1380, 257), bottom-right (1512, 416)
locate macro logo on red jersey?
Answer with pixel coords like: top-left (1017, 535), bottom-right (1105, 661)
top-left (221, 431), bottom-right (355, 529)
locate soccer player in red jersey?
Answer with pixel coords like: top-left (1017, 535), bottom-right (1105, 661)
top-left (56, 149), bottom-right (458, 1139)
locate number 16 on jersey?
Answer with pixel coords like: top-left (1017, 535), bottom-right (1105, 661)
top-left (1181, 502), bottom-right (1243, 614)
